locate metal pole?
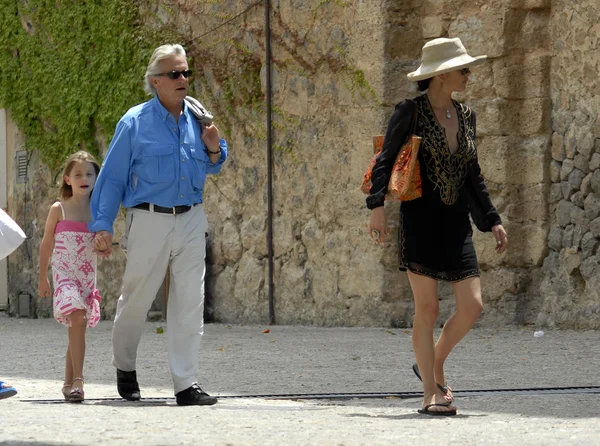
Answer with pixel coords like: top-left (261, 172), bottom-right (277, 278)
top-left (265, 0), bottom-right (275, 324)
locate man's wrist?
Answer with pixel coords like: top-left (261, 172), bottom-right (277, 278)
top-left (207, 147), bottom-right (221, 155)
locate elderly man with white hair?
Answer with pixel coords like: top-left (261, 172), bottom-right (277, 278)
top-left (90, 44), bottom-right (227, 406)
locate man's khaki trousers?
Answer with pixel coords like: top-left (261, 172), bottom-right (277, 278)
top-left (112, 203), bottom-right (208, 393)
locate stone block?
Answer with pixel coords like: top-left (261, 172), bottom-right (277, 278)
top-left (584, 193), bottom-right (600, 220)
top-left (479, 268), bottom-right (520, 303)
top-left (590, 153), bottom-right (600, 171)
top-left (552, 111), bottom-right (571, 135)
top-left (508, 0), bottom-right (550, 8)
top-left (581, 172), bottom-right (593, 196)
top-left (590, 216), bottom-right (600, 238)
top-left (568, 168), bottom-right (586, 190)
top-left (551, 132), bottom-right (564, 162)
top-left (556, 199), bottom-right (574, 228)
top-left (564, 126), bottom-right (577, 159)
top-left (549, 160), bottom-right (561, 182)
top-left (337, 248), bottom-right (385, 298)
top-left (570, 191), bottom-right (585, 208)
top-left (547, 226), bottom-right (563, 251)
top-left (560, 181), bottom-right (575, 200)
top-left (570, 205), bottom-right (586, 226)
top-left (477, 135), bottom-right (549, 184)
top-left (577, 132), bottom-right (595, 159)
top-left (240, 215), bottom-right (268, 256)
top-left (549, 183), bottom-right (562, 203)
top-left (561, 248), bottom-right (581, 275)
top-left (581, 232), bottom-right (599, 260)
top-left (473, 98), bottom-right (551, 137)
top-left (493, 55), bottom-right (550, 99)
top-left (422, 16), bottom-right (445, 38)
top-left (562, 224), bottom-right (574, 248)
top-left (503, 9), bottom-right (550, 52)
top-left (572, 219), bottom-right (590, 249)
top-left (591, 169), bottom-right (600, 194)
top-left (221, 221), bottom-right (243, 263)
top-left (232, 251), bottom-right (267, 321)
top-left (475, 220), bottom-right (547, 267)
top-left (559, 158), bottom-right (574, 181)
top-left (573, 154), bottom-right (589, 173)
top-left (448, 6), bottom-right (505, 58)
top-left (495, 183), bottom-right (546, 222)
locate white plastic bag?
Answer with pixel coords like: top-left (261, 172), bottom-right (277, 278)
top-left (0, 208), bottom-right (26, 260)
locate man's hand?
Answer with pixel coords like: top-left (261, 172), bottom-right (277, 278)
top-left (94, 231), bottom-right (113, 257)
top-left (202, 123), bottom-right (221, 154)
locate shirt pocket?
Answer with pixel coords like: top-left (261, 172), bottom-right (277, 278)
top-left (136, 144), bottom-right (176, 183)
top-left (189, 146), bottom-right (208, 190)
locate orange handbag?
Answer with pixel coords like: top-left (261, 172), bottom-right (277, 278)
top-left (361, 131), bottom-right (423, 202)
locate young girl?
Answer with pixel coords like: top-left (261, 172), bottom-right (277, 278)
top-left (38, 150), bottom-right (102, 403)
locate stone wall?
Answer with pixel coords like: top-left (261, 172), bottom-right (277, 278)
top-left (4, 0), bottom-right (599, 328)
top-left (534, 0), bottom-right (600, 328)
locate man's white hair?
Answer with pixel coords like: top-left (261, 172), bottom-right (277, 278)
top-left (143, 44), bottom-right (187, 95)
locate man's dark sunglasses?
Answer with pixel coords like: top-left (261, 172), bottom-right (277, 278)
top-left (155, 70), bottom-right (193, 80)
top-left (460, 68), bottom-right (471, 75)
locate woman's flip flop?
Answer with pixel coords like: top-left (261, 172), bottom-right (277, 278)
top-left (418, 402), bottom-right (457, 416)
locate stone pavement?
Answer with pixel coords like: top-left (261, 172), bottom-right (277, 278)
top-left (0, 313), bottom-right (599, 445)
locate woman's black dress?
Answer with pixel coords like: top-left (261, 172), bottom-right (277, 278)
top-left (367, 95), bottom-right (501, 282)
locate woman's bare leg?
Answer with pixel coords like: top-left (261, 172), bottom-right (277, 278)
top-left (408, 271), bottom-right (455, 413)
top-left (434, 276), bottom-right (483, 388)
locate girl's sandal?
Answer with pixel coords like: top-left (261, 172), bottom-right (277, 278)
top-left (69, 377), bottom-right (84, 403)
top-left (61, 383), bottom-right (72, 401)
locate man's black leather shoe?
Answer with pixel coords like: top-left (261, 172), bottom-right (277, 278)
top-left (175, 384), bottom-right (218, 406)
top-left (116, 369), bottom-right (141, 401)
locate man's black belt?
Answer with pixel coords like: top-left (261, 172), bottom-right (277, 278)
top-left (134, 203), bottom-right (195, 215)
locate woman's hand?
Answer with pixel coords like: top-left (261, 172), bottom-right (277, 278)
top-left (38, 277), bottom-right (51, 298)
top-left (369, 207), bottom-right (389, 245)
top-left (492, 224), bottom-right (507, 253)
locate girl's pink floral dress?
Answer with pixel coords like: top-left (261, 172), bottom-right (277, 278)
top-left (52, 202), bottom-right (101, 328)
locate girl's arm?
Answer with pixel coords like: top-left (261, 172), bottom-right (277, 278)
top-left (38, 203), bottom-right (61, 297)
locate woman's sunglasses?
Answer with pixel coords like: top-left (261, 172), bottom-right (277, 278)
top-left (155, 70), bottom-right (193, 80)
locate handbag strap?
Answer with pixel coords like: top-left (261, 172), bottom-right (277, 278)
top-left (408, 99), bottom-right (419, 136)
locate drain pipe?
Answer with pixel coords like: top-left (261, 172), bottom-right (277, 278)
top-left (265, 0), bottom-right (275, 324)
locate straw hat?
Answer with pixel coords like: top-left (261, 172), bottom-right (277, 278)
top-left (407, 38), bottom-right (487, 81)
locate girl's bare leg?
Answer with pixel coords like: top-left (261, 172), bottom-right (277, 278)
top-left (67, 310), bottom-right (87, 394)
top-left (62, 343), bottom-right (73, 398)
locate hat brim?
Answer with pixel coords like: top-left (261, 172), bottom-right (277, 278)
top-left (407, 55), bottom-right (487, 81)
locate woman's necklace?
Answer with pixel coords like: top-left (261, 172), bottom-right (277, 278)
top-left (427, 94), bottom-right (453, 119)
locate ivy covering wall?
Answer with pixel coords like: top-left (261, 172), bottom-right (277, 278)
top-left (0, 0), bottom-right (178, 169)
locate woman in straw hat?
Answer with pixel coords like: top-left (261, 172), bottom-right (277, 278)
top-left (367, 37), bottom-right (507, 416)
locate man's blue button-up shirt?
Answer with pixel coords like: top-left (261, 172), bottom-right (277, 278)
top-left (89, 96), bottom-right (227, 234)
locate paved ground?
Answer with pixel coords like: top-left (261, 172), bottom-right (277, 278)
top-left (0, 313), bottom-right (599, 445)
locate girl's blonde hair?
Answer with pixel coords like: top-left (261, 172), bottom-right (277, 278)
top-left (59, 151), bottom-right (101, 199)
